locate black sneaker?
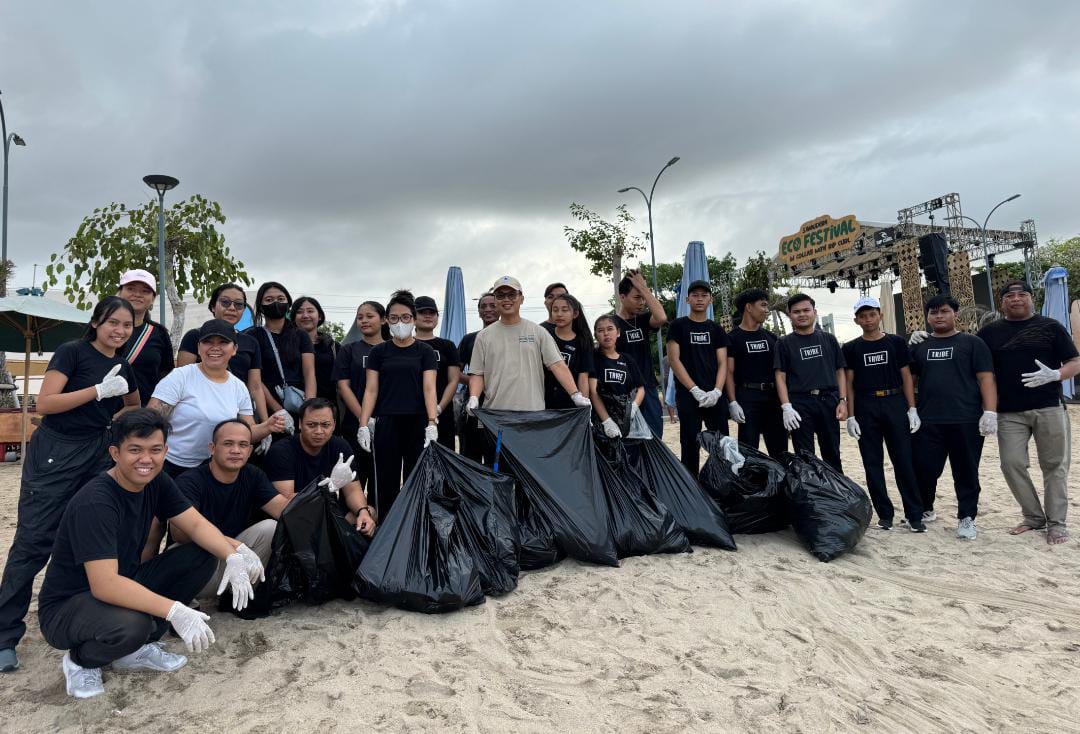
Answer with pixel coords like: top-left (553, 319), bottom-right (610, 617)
top-left (908, 520), bottom-right (927, 533)
top-left (875, 520), bottom-right (894, 531)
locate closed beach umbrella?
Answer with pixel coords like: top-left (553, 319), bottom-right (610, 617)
top-left (664, 241), bottom-right (713, 407)
top-left (1041, 266), bottom-right (1073, 399)
top-left (441, 266), bottom-right (467, 344)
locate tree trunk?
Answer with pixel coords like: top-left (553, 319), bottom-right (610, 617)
top-left (164, 238), bottom-right (186, 352)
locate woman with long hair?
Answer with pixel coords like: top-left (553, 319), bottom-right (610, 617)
top-left (177, 283), bottom-right (270, 425)
top-left (246, 282), bottom-right (316, 417)
top-left (291, 296), bottom-right (339, 404)
top-left (0, 297), bottom-right (141, 671)
top-left (116, 269), bottom-right (174, 405)
top-left (334, 301), bottom-right (386, 490)
top-left (590, 314), bottom-right (645, 438)
top-left (357, 290), bottom-right (439, 519)
top-left (544, 293), bottom-right (594, 409)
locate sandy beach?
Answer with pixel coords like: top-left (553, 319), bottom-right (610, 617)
top-left (1, 409), bottom-right (1078, 733)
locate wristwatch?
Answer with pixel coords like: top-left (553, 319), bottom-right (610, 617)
top-left (838, 397), bottom-right (848, 402)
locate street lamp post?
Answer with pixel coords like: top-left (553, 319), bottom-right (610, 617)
top-left (1, 90), bottom-right (28, 298)
top-left (961, 194), bottom-right (1021, 308)
top-left (142, 174), bottom-right (180, 324)
top-left (618, 156), bottom-right (680, 388)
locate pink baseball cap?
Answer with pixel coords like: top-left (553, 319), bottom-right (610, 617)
top-left (119, 269), bottom-right (157, 293)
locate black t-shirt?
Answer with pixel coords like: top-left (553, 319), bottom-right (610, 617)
top-left (175, 463), bottom-right (279, 538)
top-left (774, 330), bottom-right (846, 393)
top-left (666, 316), bottom-right (731, 393)
top-left (180, 328), bottom-right (263, 385)
top-left (246, 326), bottom-right (314, 390)
top-left (120, 319), bottom-right (174, 406)
top-left (38, 472), bottom-right (191, 617)
top-left (977, 316), bottom-right (1079, 413)
top-left (458, 330), bottom-right (480, 370)
top-left (41, 341), bottom-right (138, 437)
top-left (842, 334), bottom-right (910, 396)
top-left (264, 434), bottom-right (352, 491)
top-left (728, 326), bottom-right (779, 386)
top-left (591, 352), bottom-right (645, 399)
top-left (613, 313), bottom-right (658, 387)
top-left (545, 333), bottom-right (595, 409)
top-left (418, 337), bottom-right (460, 397)
top-left (367, 340), bottom-right (437, 416)
top-left (311, 333), bottom-right (340, 403)
top-left (333, 340), bottom-right (379, 422)
top-left (910, 333), bottom-right (994, 424)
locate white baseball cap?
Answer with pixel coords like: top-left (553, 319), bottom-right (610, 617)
top-left (119, 269), bottom-right (157, 293)
top-left (853, 296), bottom-right (880, 314)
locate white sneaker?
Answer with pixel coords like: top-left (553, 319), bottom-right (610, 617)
top-left (62, 651), bottom-right (105, 699)
top-left (111, 641), bottom-right (187, 673)
top-left (956, 517), bottom-right (977, 540)
top-left (922, 510), bottom-right (937, 522)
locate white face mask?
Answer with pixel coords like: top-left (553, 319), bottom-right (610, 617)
top-left (389, 322), bottom-right (415, 340)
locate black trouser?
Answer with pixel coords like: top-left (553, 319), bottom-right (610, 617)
top-left (340, 415), bottom-right (376, 492)
top-left (372, 414), bottom-right (426, 520)
top-left (0, 426), bottom-right (112, 651)
top-left (461, 414), bottom-right (495, 466)
top-left (436, 409), bottom-right (456, 450)
top-left (914, 421), bottom-right (984, 520)
top-left (854, 393), bottom-right (923, 524)
top-left (39, 543), bottom-right (216, 669)
top-left (789, 392), bottom-right (842, 472)
top-left (736, 386), bottom-right (787, 459)
top-left (675, 389), bottom-right (727, 478)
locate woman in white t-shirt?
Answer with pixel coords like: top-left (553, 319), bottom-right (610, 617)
top-left (149, 319), bottom-right (286, 477)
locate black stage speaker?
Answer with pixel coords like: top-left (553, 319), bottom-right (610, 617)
top-left (918, 232), bottom-right (951, 295)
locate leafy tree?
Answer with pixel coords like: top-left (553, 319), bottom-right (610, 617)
top-left (44, 195), bottom-right (251, 348)
top-left (639, 254), bottom-right (738, 321)
top-left (564, 203), bottom-right (646, 302)
top-left (323, 320), bottom-right (347, 342)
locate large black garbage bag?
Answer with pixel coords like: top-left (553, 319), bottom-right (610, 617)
top-left (475, 408), bottom-right (619, 569)
top-left (595, 434), bottom-right (690, 557)
top-left (625, 438), bottom-right (737, 550)
top-left (698, 431), bottom-right (789, 534)
top-left (251, 478), bottom-right (370, 613)
top-left (783, 451), bottom-right (872, 562)
top-left (354, 446), bottom-right (487, 613)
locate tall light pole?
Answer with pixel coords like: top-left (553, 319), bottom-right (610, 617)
top-left (618, 155), bottom-right (680, 388)
top-left (142, 174), bottom-right (179, 323)
top-left (1, 90), bottom-right (28, 298)
top-left (963, 194), bottom-right (1020, 308)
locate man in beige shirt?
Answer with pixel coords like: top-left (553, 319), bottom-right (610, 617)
top-left (468, 276), bottom-right (591, 412)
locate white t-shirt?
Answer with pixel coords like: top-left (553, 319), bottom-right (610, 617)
top-left (470, 319), bottom-right (563, 410)
top-left (151, 364), bottom-right (254, 467)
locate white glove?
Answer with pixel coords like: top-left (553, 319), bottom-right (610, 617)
top-left (166, 601), bottom-right (215, 653)
top-left (907, 407), bottom-right (921, 433)
top-left (601, 418), bottom-right (622, 438)
top-left (846, 416), bottom-right (862, 440)
top-left (216, 552), bottom-right (255, 611)
top-left (466, 396), bottom-right (479, 415)
top-left (978, 410), bottom-right (998, 437)
top-left (1021, 360), bottom-right (1062, 388)
top-left (570, 391), bottom-right (591, 407)
top-left (701, 388), bottom-right (722, 408)
top-left (689, 386), bottom-right (709, 406)
top-left (718, 435), bottom-right (745, 474)
top-left (94, 364), bottom-right (129, 401)
top-left (781, 403), bottom-right (802, 431)
top-left (318, 453), bottom-right (355, 496)
top-left (357, 425), bottom-right (372, 452)
top-left (728, 400), bottom-right (746, 424)
top-left (235, 543), bottom-right (265, 585)
top-left (273, 409), bottom-right (295, 435)
top-left (908, 330), bottom-right (930, 346)
top-left (255, 434), bottom-right (273, 455)
top-left (423, 423), bottom-right (438, 447)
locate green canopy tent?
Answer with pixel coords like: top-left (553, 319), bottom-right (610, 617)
top-left (0, 295), bottom-right (91, 459)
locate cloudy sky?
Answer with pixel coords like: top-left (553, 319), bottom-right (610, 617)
top-left (2, 1), bottom-right (1078, 337)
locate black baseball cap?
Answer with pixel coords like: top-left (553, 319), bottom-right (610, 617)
top-left (198, 319), bottom-right (238, 343)
top-left (415, 296), bottom-right (438, 313)
top-left (687, 280), bottom-right (711, 294)
top-left (999, 279), bottom-right (1033, 298)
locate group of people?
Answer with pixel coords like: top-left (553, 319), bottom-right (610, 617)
top-left (0, 265), bottom-right (1075, 700)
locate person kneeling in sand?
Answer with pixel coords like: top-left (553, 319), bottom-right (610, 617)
top-left (35, 409), bottom-right (262, 699)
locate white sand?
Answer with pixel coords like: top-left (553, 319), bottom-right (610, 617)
top-left (1, 409), bottom-right (1078, 733)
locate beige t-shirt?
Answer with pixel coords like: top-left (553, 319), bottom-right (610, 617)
top-left (470, 319), bottom-right (563, 410)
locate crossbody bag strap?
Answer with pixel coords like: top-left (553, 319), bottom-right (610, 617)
top-left (262, 326), bottom-right (288, 384)
top-left (125, 322), bottom-right (154, 364)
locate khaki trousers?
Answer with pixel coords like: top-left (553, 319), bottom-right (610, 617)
top-left (198, 519), bottom-right (277, 598)
top-left (998, 406), bottom-right (1071, 529)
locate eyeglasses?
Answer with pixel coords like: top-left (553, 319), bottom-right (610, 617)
top-left (303, 421), bottom-right (334, 431)
top-left (493, 291), bottom-right (519, 301)
top-left (217, 298), bottom-right (246, 311)
top-left (387, 314), bottom-right (414, 324)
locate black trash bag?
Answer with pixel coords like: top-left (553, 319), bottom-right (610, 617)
top-left (427, 442), bottom-right (520, 595)
top-left (625, 437), bottom-right (737, 550)
top-left (246, 478), bottom-right (370, 615)
top-left (355, 447), bottom-right (486, 613)
top-left (783, 451), bottom-right (872, 562)
top-left (597, 394), bottom-right (634, 437)
top-left (595, 433), bottom-right (690, 557)
top-left (698, 431), bottom-right (789, 534)
top-left (475, 408), bottom-right (619, 569)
